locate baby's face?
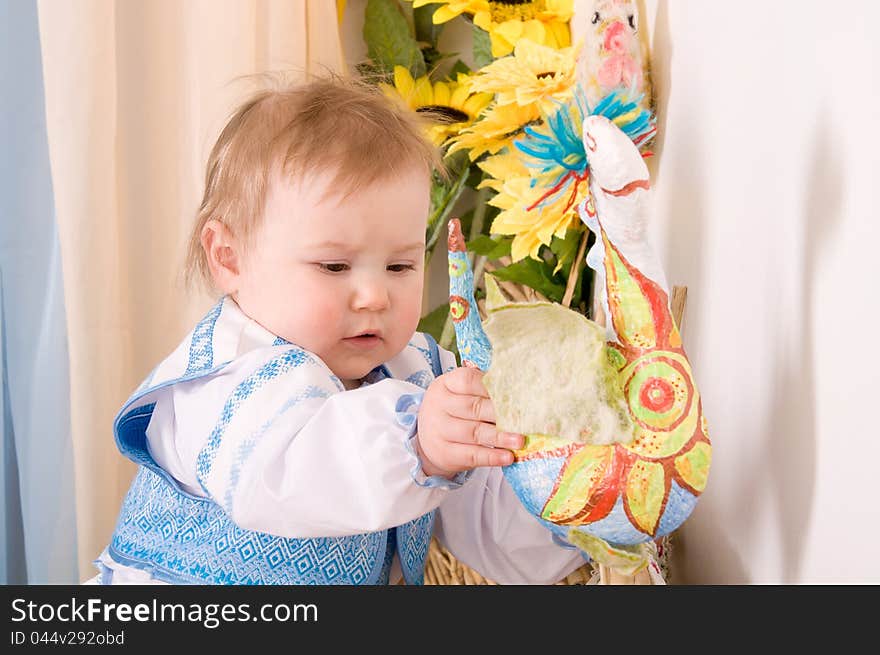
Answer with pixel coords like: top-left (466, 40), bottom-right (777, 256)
top-left (234, 165), bottom-right (430, 389)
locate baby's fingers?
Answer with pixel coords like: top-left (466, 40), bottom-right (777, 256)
top-left (447, 443), bottom-right (516, 469)
top-left (443, 366), bottom-right (490, 398)
top-left (445, 392), bottom-right (496, 424)
top-left (448, 419), bottom-right (523, 449)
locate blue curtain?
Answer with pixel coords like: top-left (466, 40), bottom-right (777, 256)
top-left (0, 0), bottom-right (78, 584)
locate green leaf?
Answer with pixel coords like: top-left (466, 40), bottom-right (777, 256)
top-left (473, 25), bottom-right (493, 68)
top-left (449, 59), bottom-right (472, 77)
top-left (490, 257), bottom-right (566, 303)
top-left (364, 0), bottom-right (426, 77)
top-left (549, 228), bottom-right (582, 275)
top-left (420, 47), bottom-right (442, 72)
top-left (566, 531), bottom-right (652, 577)
top-left (418, 303), bottom-right (460, 361)
top-left (413, 2), bottom-right (445, 48)
top-left (466, 235), bottom-right (512, 260)
top-left (579, 230), bottom-right (597, 312)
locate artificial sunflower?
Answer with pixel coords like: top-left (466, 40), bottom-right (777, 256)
top-left (488, 86), bottom-right (657, 263)
top-left (379, 66), bottom-right (493, 146)
top-left (409, 0), bottom-right (573, 57)
top-left (470, 39), bottom-right (579, 112)
top-left (488, 175), bottom-right (579, 262)
top-left (515, 87), bottom-right (655, 215)
top-left (447, 101), bottom-right (541, 160)
top-left (475, 152), bottom-right (529, 192)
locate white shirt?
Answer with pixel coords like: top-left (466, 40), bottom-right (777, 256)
top-left (90, 298), bottom-right (585, 585)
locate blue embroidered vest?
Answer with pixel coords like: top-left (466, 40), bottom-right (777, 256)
top-left (104, 307), bottom-right (444, 585)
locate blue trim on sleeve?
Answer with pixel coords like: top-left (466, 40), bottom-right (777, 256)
top-left (395, 392), bottom-right (471, 490)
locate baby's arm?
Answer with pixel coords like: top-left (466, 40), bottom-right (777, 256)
top-left (146, 346), bottom-right (461, 538)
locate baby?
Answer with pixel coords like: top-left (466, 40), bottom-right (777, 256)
top-left (90, 75), bottom-right (585, 585)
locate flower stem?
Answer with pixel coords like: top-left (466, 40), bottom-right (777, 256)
top-left (468, 187), bottom-right (491, 264)
top-left (562, 228), bottom-right (590, 308)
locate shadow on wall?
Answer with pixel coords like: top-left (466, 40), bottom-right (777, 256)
top-left (630, 0), bottom-right (831, 584)
top-left (710, 115), bottom-right (832, 584)
top-left (765, 115), bottom-right (837, 582)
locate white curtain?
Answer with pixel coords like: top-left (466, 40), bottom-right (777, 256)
top-left (36, 0), bottom-right (344, 581)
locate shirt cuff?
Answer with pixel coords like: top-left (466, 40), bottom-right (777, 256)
top-left (395, 392), bottom-right (472, 490)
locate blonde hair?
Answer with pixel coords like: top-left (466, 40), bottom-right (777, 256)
top-left (185, 72), bottom-right (443, 289)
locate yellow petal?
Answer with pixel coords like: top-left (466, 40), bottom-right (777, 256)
top-left (472, 11), bottom-right (492, 31)
top-left (463, 93), bottom-right (493, 117)
top-left (490, 22), bottom-right (524, 58)
top-left (603, 229), bottom-right (658, 349)
top-left (674, 441), bottom-right (712, 494)
top-left (510, 235), bottom-right (541, 262)
top-left (478, 154), bottom-right (526, 180)
top-left (547, 20), bottom-right (571, 48)
top-left (433, 81), bottom-right (451, 106)
top-left (544, 0), bottom-right (574, 20)
top-left (477, 177), bottom-right (504, 192)
top-left (522, 21), bottom-right (547, 45)
top-left (540, 445), bottom-right (614, 524)
top-left (413, 75), bottom-right (434, 107)
top-left (625, 459), bottom-right (667, 536)
top-left (449, 85), bottom-right (470, 109)
top-left (535, 212), bottom-right (558, 245)
top-left (393, 65), bottom-right (414, 99)
top-left (433, 5), bottom-right (463, 23)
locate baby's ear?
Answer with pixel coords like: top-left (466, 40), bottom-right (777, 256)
top-left (201, 219), bottom-right (241, 294)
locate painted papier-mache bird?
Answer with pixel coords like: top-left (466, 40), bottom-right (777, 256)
top-left (446, 114), bottom-right (711, 579)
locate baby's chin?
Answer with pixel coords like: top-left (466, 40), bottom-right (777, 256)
top-left (326, 334), bottom-right (415, 387)
top-left (331, 360), bottom-right (386, 388)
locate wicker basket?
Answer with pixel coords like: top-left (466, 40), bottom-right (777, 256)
top-left (423, 537), bottom-right (598, 585)
top-left (423, 535), bottom-right (672, 585)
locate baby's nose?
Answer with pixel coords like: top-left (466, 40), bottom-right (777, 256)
top-left (352, 279), bottom-right (390, 311)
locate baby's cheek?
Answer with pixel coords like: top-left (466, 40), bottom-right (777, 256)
top-left (308, 296), bottom-right (344, 328)
top-left (397, 299), bottom-right (423, 341)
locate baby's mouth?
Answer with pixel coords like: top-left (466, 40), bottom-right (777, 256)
top-left (343, 332), bottom-right (383, 348)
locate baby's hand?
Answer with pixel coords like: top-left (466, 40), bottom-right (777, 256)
top-left (415, 367), bottom-right (525, 478)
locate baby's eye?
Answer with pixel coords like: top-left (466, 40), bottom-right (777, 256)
top-left (591, 11), bottom-right (600, 24)
top-left (318, 262), bottom-right (349, 273)
top-left (628, 13), bottom-right (636, 30)
top-left (387, 263), bottom-right (416, 273)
